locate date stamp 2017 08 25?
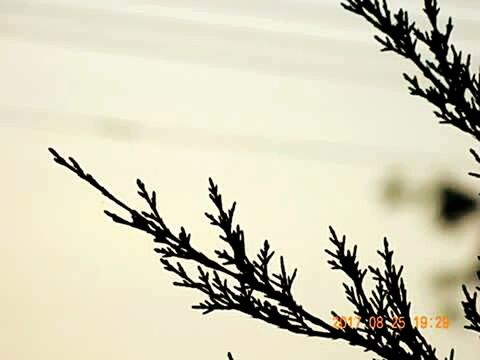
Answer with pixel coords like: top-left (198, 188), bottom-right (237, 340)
top-left (332, 315), bottom-right (450, 330)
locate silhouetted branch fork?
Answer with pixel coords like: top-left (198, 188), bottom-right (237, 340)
top-left (47, 147), bottom-right (337, 333)
top-left (340, 0), bottom-right (480, 340)
top-left (461, 285), bottom-right (480, 334)
top-left (48, 147), bottom-right (456, 359)
top-left (341, 0), bottom-right (480, 143)
top-left (468, 149), bottom-right (480, 179)
top-left (461, 256), bottom-right (480, 335)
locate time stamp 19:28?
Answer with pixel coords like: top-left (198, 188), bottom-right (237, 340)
top-left (332, 315), bottom-right (450, 330)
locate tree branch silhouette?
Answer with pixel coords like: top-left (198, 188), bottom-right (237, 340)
top-left (45, 1), bottom-right (480, 359)
top-left (341, 0), bottom-right (480, 336)
top-left (48, 147), bottom-right (455, 359)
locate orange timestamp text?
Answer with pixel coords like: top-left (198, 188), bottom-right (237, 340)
top-left (332, 315), bottom-right (449, 330)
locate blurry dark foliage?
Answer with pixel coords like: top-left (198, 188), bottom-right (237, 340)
top-left (438, 183), bottom-right (477, 224)
top-left (382, 171), bottom-right (405, 206)
top-left (383, 174), bottom-right (478, 226)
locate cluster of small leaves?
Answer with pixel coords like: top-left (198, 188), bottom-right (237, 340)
top-left (341, 0), bottom-right (480, 336)
top-left (49, 147), bottom-right (455, 360)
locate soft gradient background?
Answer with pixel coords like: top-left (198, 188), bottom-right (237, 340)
top-left (1, 0), bottom-right (479, 359)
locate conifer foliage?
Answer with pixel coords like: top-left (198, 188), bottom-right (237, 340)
top-left (341, 0), bottom-right (480, 339)
top-left (48, 0), bottom-right (479, 358)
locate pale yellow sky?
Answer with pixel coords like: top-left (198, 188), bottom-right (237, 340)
top-left (1, 1), bottom-right (479, 359)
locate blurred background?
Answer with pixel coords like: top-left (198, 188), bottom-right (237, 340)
top-left (1, 0), bottom-right (479, 359)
